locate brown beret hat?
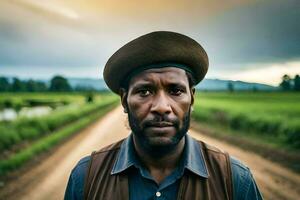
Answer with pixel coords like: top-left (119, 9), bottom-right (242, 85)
top-left (103, 31), bottom-right (209, 94)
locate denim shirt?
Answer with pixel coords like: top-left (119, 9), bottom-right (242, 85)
top-left (65, 134), bottom-right (263, 200)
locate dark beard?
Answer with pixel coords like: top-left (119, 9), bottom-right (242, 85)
top-left (127, 108), bottom-right (191, 157)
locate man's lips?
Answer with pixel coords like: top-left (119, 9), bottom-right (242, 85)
top-left (145, 122), bottom-right (174, 128)
top-left (143, 122), bottom-right (175, 135)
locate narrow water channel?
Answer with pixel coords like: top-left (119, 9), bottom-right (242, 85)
top-left (0, 106), bottom-right (53, 121)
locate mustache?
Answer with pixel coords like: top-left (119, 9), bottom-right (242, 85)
top-left (142, 117), bottom-right (179, 128)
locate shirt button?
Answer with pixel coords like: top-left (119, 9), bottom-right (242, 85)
top-left (156, 191), bottom-right (161, 197)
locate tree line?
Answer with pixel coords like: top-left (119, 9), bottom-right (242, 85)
top-left (280, 74), bottom-right (300, 91)
top-left (1, 74), bottom-right (299, 92)
top-left (0, 75), bottom-right (85, 92)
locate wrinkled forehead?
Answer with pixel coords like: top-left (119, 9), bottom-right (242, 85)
top-left (128, 67), bottom-right (189, 87)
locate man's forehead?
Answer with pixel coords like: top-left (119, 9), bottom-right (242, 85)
top-left (129, 67), bottom-right (189, 86)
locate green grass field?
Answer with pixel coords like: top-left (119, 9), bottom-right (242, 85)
top-left (192, 92), bottom-right (300, 149)
top-left (0, 92), bottom-right (119, 176)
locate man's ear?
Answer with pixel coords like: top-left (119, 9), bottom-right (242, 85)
top-left (191, 87), bottom-right (195, 106)
top-left (119, 88), bottom-right (128, 113)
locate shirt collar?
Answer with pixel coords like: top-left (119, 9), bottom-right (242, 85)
top-left (184, 134), bottom-right (209, 178)
top-left (111, 133), bottom-right (209, 178)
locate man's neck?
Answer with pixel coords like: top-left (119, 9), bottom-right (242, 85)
top-left (133, 136), bottom-right (185, 184)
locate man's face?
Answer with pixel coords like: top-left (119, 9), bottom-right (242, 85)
top-left (121, 67), bottom-right (194, 155)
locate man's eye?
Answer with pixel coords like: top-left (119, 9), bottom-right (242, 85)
top-left (138, 89), bottom-right (151, 96)
top-left (170, 88), bottom-right (184, 96)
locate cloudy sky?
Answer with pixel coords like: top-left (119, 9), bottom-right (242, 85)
top-left (0, 0), bottom-right (299, 86)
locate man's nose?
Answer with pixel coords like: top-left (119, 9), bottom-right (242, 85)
top-left (150, 92), bottom-right (172, 115)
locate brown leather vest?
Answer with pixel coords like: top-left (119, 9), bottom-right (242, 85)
top-left (84, 139), bottom-right (233, 200)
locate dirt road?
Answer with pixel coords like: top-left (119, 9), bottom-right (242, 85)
top-left (1, 106), bottom-right (300, 200)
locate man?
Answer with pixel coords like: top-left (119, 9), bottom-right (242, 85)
top-left (65, 31), bottom-right (263, 200)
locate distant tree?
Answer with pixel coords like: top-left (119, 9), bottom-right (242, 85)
top-left (252, 86), bottom-right (258, 92)
top-left (26, 79), bottom-right (37, 92)
top-left (36, 81), bottom-right (47, 91)
top-left (279, 74), bottom-right (292, 91)
top-left (294, 74), bottom-right (300, 91)
top-left (11, 77), bottom-right (26, 92)
top-left (49, 75), bottom-right (72, 91)
top-left (26, 79), bottom-right (47, 92)
top-left (227, 81), bottom-right (234, 92)
top-left (0, 77), bottom-right (10, 92)
top-left (36, 81), bottom-right (48, 92)
top-left (26, 80), bottom-right (47, 92)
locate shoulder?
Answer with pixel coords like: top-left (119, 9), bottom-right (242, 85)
top-left (230, 156), bottom-right (263, 200)
top-left (201, 141), bottom-right (228, 157)
top-left (71, 156), bottom-right (91, 188)
top-left (72, 156), bottom-right (91, 177)
top-left (65, 140), bottom-right (125, 199)
top-left (230, 156), bottom-right (249, 175)
top-left (194, 137), bottom-right (263, 200)
top-left (196, 139), bottom-right (228, 158)
top-left (230, 156), bottom-right (251, 191)
top-left (65, 156), bottom-right (91, 200)
top-left (71, 139), bottom-right (125, 177)
top-left (92, 139), bottom-right (124, 156)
